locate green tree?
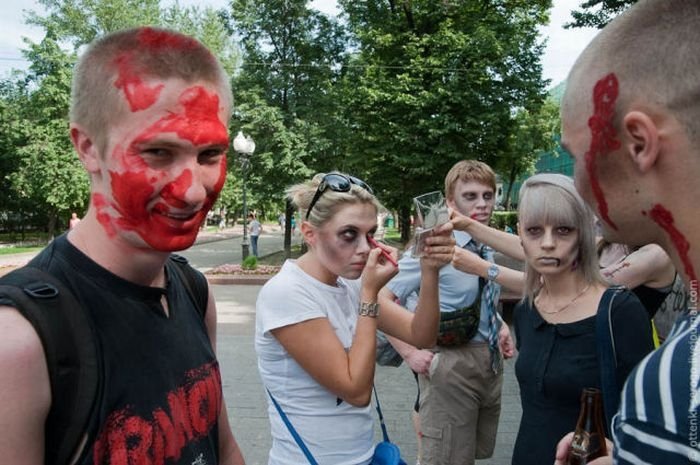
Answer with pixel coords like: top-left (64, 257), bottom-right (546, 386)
top-left (13, 33), bottom-right (89, 236)
top-left (229, 0), bottom-right (347, 254)
top-left (497, 97), bottom-right (560, 209)
top-left (338, 0), bottom-right (551, 240)
top-left (565, 0), bottom-right (638, 29)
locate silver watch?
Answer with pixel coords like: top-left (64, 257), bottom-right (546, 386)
top-left (486, 264), bottom-right (500, 281)
top-left (359, 301), bottom-right (380, 318)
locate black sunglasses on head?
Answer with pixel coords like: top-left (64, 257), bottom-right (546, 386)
top-left (305, 173), bottom-right (373, 220)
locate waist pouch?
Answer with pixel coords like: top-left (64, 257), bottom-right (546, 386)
top-left (436, 278), bottom-right (484, 346)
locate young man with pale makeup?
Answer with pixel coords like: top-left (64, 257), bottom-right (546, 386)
top-left (379, 160), bottom-right (515, 465)
top-left (553, 0), bottom-right (700, 463)
top-left (0, 28), bottom-right (245, 464)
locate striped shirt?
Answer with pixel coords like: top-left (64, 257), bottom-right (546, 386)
top-left (612, 311), bottom-right (700, 464)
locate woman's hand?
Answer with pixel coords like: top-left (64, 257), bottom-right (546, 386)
top-left (450, 210), bottom-right (476, 232)
top-left (361, 246), bottom-right (399, 297)
top-left (419, 222), bottom-right (455, 270)
top-left (452, 247), bottom-right (488, 275)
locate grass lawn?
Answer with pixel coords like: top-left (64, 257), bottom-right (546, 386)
top-left (0, 245), bottom-right (44, 255)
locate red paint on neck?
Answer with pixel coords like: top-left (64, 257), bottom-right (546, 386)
top-left (648, 204), bottom-right (697, 283)
top-left (113, 53), bottom-right (164, 112)
top-left (585, 73), bottom-right (621, 230)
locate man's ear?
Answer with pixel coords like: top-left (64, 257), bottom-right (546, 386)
top-left (621, 111), bottom-right (659, 173)
top-left (70, 124), bottom-right (101, 174)
top-left (445, 197), bottom-right (455, 211)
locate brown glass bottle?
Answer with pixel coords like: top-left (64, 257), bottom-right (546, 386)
top-left (567, 387), bottom-right (608, 465)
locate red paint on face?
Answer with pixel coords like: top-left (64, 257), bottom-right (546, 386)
top-left (98, 85), bottom-right (228, 251)
top-left (585, 73), bottom-right (621, 230)
top-left (92, 194), bottom-right (117, 238)
top-left (113, 53), bottom-right (165, 112)
top-left (648, 204), bottom-right (697, 283)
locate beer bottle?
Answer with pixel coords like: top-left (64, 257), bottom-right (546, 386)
top-left (567, 387), bottom-right (608, 464)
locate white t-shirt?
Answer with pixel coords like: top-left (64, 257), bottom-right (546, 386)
top-left (255, 260), bottom-right (374, 465)
top-left (250, 219), bottom-right (262, 236)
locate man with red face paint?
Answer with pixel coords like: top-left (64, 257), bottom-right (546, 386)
top-left (0, 28), bottom-right (245, 464)
top-left (554, 1), bottom-right (700, 464)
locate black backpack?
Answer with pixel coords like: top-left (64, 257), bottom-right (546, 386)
top-left (0, 254), bottom-right (208, 465)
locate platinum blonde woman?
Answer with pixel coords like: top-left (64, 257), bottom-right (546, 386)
top-left (508, 174), bottom-right (653, 464)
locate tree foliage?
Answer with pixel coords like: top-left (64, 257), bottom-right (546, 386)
top-left (565, 0), bottom-right (638, 29)
top-left (2, 0), bottom-right (562, 243)
top-left (338, 0), bottom-right (552, 239)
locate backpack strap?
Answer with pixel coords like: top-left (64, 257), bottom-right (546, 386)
top-left (0, 266), bottom-right (100, 465)
top-left (168, 254), bottom-right (208, 318)
top-left (595, 285), bottom-right (625, 433)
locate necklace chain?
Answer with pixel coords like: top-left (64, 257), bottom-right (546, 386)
top-left (539, 284), bottom-right (591, 315)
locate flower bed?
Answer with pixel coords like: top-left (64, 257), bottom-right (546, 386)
top-left (207, 263), bottom-right (281, 275)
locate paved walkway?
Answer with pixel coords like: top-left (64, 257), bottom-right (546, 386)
top-left (215, 283), bottom-right (522, 465)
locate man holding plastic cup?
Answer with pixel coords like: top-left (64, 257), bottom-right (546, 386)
top-left (379, 160), bottom-right (514, 465)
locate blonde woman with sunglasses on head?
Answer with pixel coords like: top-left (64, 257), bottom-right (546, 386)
top-left (255, 172), bottom-right (454, 465)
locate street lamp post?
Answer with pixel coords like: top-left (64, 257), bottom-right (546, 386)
top-left (233, 131), bottom-right (256, 260)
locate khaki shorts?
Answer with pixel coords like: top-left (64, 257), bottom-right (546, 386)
top-left (418, 343), bottom-right (503, 465)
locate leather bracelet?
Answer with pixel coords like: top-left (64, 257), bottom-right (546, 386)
top-left (359, 301), bottom-right (380, 318)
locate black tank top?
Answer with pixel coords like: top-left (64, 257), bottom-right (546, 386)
top-left (32, 235), bottom-right (221, 464)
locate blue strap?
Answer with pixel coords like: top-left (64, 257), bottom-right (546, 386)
top-left (266, 389), bottom-right (319, 465)
top-left (267, 385), bottom-right (393, 463)
top-left (373, 385), bottom-right (391, 443)
top-left (595, 286), bottom-right (623, 434)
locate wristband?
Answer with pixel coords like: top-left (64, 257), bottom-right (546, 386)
top-left (359, 301), bottom-right (380, 318)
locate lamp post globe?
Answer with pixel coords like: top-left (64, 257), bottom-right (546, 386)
top-left (233, 131), bottom-right (255, 260)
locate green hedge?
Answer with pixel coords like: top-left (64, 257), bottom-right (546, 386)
top-left (490, 211), bottom-right (518, 232)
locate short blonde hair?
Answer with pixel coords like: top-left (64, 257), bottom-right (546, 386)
top-left (287, 172), bottom-right (382, 228)
top-left (70, 27), bottom-right (233, 153)
top-left (518, 174), bottom-right (604, 303)
top-left (444, 160), bottom-right (496, 201)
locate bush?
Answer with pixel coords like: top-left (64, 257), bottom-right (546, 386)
top-left (241, 255), bottom-right (258, 270)
top-left (491, 211), bottom-right (518, 232)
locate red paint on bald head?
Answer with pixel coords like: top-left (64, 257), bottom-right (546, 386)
top-left (113, 53), bottom-right (164, 112)
top-left (648, 204), bottom-right (697, 283)
top-left (586, 73), bottom-right (621, 230)
top-left (137, 28), bottom-right (200, 51)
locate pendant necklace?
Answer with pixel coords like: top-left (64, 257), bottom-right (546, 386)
top-left (539, 284), bottom-right (591, 315)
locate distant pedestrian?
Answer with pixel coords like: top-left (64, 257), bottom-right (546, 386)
top-left (249, 213), bottom-right (262, 257)
top-left (69, 212), bottom-right (81, 229)
top-left (278, 212), bottom-right (285, 230)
